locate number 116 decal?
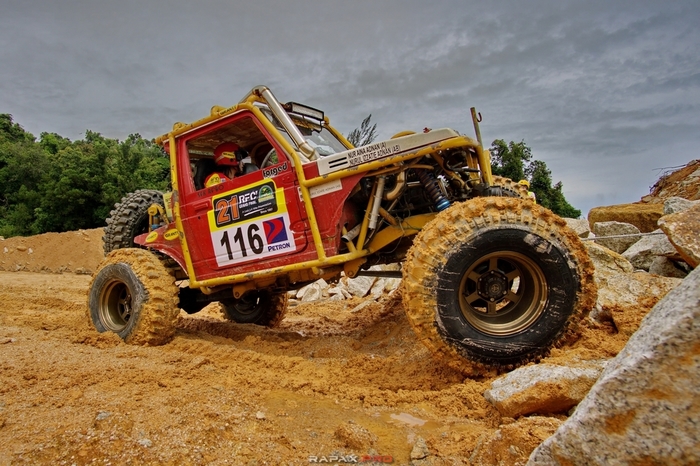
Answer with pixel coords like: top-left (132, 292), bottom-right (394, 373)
top-left (211, 215), bottom-right (295, 266)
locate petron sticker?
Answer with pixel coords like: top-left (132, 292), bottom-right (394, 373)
top-left (207, 179), bottom-right (296, 267)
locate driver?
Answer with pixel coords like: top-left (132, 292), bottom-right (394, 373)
top-left (204, 142), bottom-right (241, 187)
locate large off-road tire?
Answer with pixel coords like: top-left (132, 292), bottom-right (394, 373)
top-left (88, 248), bottom-right (179, 345)
top-left (103, 189), bottom-right (164, 255)
top-left (402, 197), bottom-right (596, 375)
top-left (220, 290), bottom-right (288, 327)
top-left (489, 175), bottom-right (530, 199)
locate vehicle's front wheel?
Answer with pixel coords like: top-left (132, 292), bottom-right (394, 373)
top-left (402, 197), bottom-right (596, 375)
top-left (87, 249), bottom-right (179, 345)
top-left (220, 290), bottom-right (288, 327)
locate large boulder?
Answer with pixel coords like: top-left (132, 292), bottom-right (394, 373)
top-left (658, 203), bottom-right (700, 268)
top-left (648, 256), bottom-right (689, 279)
top-left (483, 361), bottom-right (607, 418)
top-left (584, 242), bottom-right (634, 275)
top-left (588, 203), bottom-right (664, 233)
top-left (528, 267), bottom-right (700, 466)
top-left (621, 230), bottom-right (667, 271)
top-left (564, 218), bottom-right (592, 238)
top-left (592, 221), bottom-right (640, 253)
top-left (663, 196), bottom-right (700, 215)
top-left (595, 271), bottom-right (681, 337)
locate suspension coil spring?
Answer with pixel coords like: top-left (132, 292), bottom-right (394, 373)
top-left (417, 170), bottom-right (450, 211)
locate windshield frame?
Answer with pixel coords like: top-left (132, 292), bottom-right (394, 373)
top-left (256, 104), bottom-right (349, 160)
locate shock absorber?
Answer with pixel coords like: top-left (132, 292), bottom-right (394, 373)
top-left (417, 169), bottom-right (451, 211)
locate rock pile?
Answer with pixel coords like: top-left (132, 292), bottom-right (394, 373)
top-left (583, 197), bottom-right (698, 279)
top-left (290, 266), bottom-right (402, 307)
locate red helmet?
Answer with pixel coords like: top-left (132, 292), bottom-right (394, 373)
top-left (214, 142), bottom-right (240, 166)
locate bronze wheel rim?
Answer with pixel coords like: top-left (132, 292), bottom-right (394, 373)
top-left (458, 251), bottom-right (547, 336)
top-left (99, 280), bottom-right (132, 332)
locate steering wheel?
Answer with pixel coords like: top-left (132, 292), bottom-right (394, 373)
top-left (260, 148), bottom-right (277, 168)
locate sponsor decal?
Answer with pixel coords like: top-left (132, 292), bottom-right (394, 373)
top-left (145, 231), bottom-right (158, 243)
top-left (262, 161), bottom-right (288, 179)
top-left (346, 141), bottom-right (401, 167)
top-left (309, 179), bottom-right (343, 198)
top-left (164, 229), bottom-right (179, 241)
top-left (207, 179), bottom-right (296, 266)
top-left (212, 181), bottom-right (278, 229)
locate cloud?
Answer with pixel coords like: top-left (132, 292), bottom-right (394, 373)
top-left (1, 0), bottom-right (699, 216)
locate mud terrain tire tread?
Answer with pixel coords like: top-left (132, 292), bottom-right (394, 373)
top-left (103, 189), bottom-right (164, 255)
top-left (88, 248), bottom-right (180, 345)
top-left (402, 197), bottom-right (596, 376)
top-left (220, 292), bottom-right (288, 327)
top-left (491, 175), bottom-right (530, 199)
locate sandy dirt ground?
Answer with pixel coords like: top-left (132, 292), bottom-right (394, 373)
top-left (0, 229), bottom-right (665, 465)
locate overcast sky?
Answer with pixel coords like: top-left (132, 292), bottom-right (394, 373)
top-left (1, 0), bottom-right (698, 216)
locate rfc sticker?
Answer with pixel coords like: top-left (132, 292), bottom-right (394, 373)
top-left (208, 180), bottom-right (296, 266)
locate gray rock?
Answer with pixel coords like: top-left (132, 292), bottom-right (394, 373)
top-left (528, 267), bottom-right (700, 466)
top-left (327, 287), bottom-right (346, 301)
top-left (138, 438), bottom-right (152, 448)
top-left (410, 436), bottom-right (430, 460)
top-left (648, 256), bottom-right (689, 279)
top-left (584, 242), bottom-right (634, 276)
top-left (622, 230), bottom-right (666, 270)
top-left (651, 234), bottom-right (684, 260)
top-left (484, 361), bottom-right (607, 418)
top-left (369, 278), bottom-right (386, 299)
top-left (593, 221), bottom-right (641, 253)
top-left (95, 411), bottom-right (111, 421)
top-left (663, 196), bottom-right (698, 215)
top-left (564, 218), bottom-right (592, 238)
top-left (345, 276), bottom-right (376, 298)
top-left (299, 279), bottom-right (328, 302)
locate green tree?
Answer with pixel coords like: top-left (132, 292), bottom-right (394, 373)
top-left (0, 117), bottom-right (171, 237)
top-left (0, 115), bottom-right (48, 236)
top-left (490, 139), bottom-right (581, 218)
top-left (347, 114), bottom-right (377, 147)
top-left (490, 139), bottom-right (531, 182)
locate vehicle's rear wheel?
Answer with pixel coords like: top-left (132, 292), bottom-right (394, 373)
top-left (220, 290), bottom-right (288, 327)
top-left (87, 249), bottom-right (179, 345)
top-left (103, 189), bottom-right (164, 255)
top-left (402, 197), bottom-right (596, 375)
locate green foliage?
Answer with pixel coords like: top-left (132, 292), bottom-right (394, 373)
top-left (490, 139), bottom-right (531, 182)
top-left (346, 114), bottom-right (378, 147)
top-left (490, 139), bottom-right (581, 218)
top-left (0, 114), bottom-right (170, 238)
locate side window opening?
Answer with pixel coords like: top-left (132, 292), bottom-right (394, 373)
top-left (185, 115), bottom-right (286, 192)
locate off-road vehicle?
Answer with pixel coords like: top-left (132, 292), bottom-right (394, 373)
top-left (88, 85), bottom-right (596, 374)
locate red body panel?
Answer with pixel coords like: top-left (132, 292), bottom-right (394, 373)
top-left (150, 110), bottom-right (363, 283)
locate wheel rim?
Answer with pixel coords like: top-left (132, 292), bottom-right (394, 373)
top-left (458, 251), bottom-right (547, 336)
top-left (99, 280), bottom-right (133, 332)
